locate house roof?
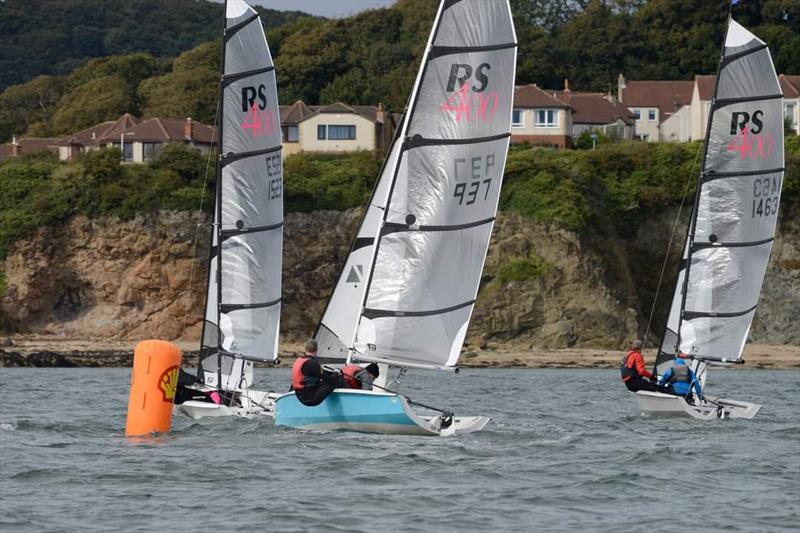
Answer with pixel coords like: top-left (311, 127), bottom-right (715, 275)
top-left (552, 90), bottom-right (635, 125)
top-left (122, 117), bottom-right (216, 144)
top-left (620, 80), bottom-right (694, 123)
top-left (0, 137), bottom-right (60, 159)
top-left (514, 84), bottom-right (570, 109)
top-left (280, 101), bottom-right (388, 125)
top-left (695, 75), bottom-right (716, 101)
top-left (779, 74), bottom-right (800, 98)
top-left (57, 113), bottom-right (140, 146)
top-left (280, 100), bottom-right (315, 125)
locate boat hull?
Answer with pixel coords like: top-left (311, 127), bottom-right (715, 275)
top-left (175, 389), bottom-right (276, 420)
top-left (633, 390), bottom-right (761, 420)
top-left (274, 389), bottom-right (489, 436)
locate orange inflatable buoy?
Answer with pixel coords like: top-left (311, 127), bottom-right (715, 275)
top-left (125, 340), bottom-right (182, 437)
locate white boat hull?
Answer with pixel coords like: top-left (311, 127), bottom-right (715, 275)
top-left (175, 389), bottom-right (277, 420)
top-left (634, 390), bottom-right (761, 420)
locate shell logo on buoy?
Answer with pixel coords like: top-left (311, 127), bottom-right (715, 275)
top-left (158, 365), bottom-right (179, 402)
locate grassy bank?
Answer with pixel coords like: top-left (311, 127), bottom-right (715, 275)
top-left (1, 138), bottom-right (798, 261)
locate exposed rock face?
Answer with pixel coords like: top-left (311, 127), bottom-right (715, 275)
top-left (1, 209), bottom-right (798, 349)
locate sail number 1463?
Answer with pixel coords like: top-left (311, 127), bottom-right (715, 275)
top-left (751, 175), bottom-right (780, 218)
top-left (266, 153), bottom-right (282, 200)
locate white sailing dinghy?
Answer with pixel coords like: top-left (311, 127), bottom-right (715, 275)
top-left (634, 18), bottom-right (784, 420)
top-left (274, 0), bottom-right (518, 436)
top-left (176, 0), bottom-right (283, 419)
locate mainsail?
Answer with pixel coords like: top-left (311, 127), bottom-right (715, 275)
top-left (655, 19), bottom-right (784, 375)
top-left (199, 0), bottom-right (283, 390)
top-left (316, 0), bottom-right (517, 370)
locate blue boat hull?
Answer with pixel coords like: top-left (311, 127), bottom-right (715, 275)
top-left (274, 390), bottom-right (441, 435)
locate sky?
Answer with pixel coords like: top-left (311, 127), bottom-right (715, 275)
top-left (230, 0), bottom-right (397, 18)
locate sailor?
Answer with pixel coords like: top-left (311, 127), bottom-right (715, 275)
top-left (658, 353), bottom-right (703, 402)
top-left (620, 339), bottom-right (661, 392)
top-left (341, 363), bottom-right (380, 390)
top-left (291, 339), bottom-right (340, 406)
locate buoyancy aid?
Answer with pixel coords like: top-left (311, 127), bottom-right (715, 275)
top-left (620, 351), bottom-right (638, 382)
top-left (291, 356), bottom-right (318, 390)
top-left (341, 365), bottom-right (362, 389)
top-left (667, 363), bottom-right (690, 384)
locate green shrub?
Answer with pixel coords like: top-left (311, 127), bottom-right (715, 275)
top-left (496, 254), bottom-right (551, 284)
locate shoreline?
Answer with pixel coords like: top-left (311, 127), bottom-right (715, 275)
top-left (1, 336), bottom-right (798, 369)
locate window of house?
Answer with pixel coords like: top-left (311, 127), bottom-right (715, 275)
top-left (535, 109), bottom-right (558, 128)
top-left (286, 126), bottom-right (299, 142)
top-left (143, 142), bottom-right (161, 162)
top-left (115, 142), bottom-right (134, 162)
top-left (318, 125), bottom-right (326, 140)
top-left (633, 109), bottom-right (641, 120)
top-left (512, 109), bottom-right (524, 127)
top-left (786, 103), bottom-right (797, 129)
top-left (648, 109), bottom-right (657, 121)
top-left (328, 125), bottom-right (356, 140)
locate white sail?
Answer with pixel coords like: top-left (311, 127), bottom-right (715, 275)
top-left (656, 19), bottom-right (784, 371)
top-left (199, 0), bottom-right (282, 390)
top-left (315, 130), bottom-right (403, 361)
top-left (335, 0), bottom-right (518, 369)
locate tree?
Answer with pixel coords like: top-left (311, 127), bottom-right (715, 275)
top-left (0, 75), bottom-right (64, 142)
top-left (51, 75), bottom-right (133, 134)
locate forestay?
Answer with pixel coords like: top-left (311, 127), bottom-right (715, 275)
top-left (199, 0), bottom-right (283, 390)
top-left (656, 19), bottom-right (784, 374)
top-left (333, 0), bottom-right (517, 369)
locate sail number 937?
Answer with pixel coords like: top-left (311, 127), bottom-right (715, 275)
top-left (453, 154), bottom-right (495, 206)
top-left (751, 175), bottom-right (780, 218)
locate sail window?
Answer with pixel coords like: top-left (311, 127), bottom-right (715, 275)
top-left (535, 109), bottom-right (558, 128)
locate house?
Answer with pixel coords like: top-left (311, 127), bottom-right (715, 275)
top-left (512, 84), bottom-right (572, 149)
top-left (0, 136), bottom-right (60, 161)
top-left (617, 75), bottom-right (695, 141)
top-left (552, 82), bottom-right (635, 140)
top-left (55, 114), bottom-right (216, 163)
top-left (779, 75), bottom-right (799, 135)
top-left (279, 100), bottom-right (396, 154)
top-left (690, 73), bottom-right (800, 139)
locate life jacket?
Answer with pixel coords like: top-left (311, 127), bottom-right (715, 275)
top-left (341, 365), bottom-right (362, 389)
top-left (667, 362), bottom-right (690, 384)
top-left (620, 350), bottom-right (640, 382)
top-left (291, 356), bottom-right (318, 390)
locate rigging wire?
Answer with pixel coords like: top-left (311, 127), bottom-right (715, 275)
top-left (180, 98), bottom-right (221, 338)
top-left (641, 142), bottom-right (704, 351)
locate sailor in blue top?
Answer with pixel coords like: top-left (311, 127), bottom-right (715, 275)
top-left (658, 354), bottom-right (703, 401)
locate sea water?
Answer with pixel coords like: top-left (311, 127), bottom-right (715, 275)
top-left (1, 368), bottom-right (798, 532)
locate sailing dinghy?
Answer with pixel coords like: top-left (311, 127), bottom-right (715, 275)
top-left (176, 0), bottom-right (283, 419)
top-left (274, 0), bottom-right (517, 436)
top-left (634, 19), bottom-right (784, 420)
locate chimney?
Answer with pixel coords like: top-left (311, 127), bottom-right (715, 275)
top-left (564, 78), bottom-right (570, 92)
top-left (11, 134), bottom-right (18, 157)
top-left (92, 131), bottom-right (96, 140)
top-left (185, 117), bottom-right (193, 139)
top-left (617, 74), bottom-right (626, 103)
top-left (376, 103), bottom-right (385, 124)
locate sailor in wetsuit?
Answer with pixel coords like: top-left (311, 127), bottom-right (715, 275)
top-left (291, 339), bottom-right (341, 406)
top-left (658, 353), bottom-right (703, 403)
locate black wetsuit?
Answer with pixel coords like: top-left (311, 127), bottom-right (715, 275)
top-left (294, 357), bottom-right (342, 407)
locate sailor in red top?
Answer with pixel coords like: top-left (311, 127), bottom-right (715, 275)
top-left (291, 339), bottom-right (340, 406)
top-left (341, 363), bottom-right (380, 390)
top-left (620, 339), bottom-right (661, 393)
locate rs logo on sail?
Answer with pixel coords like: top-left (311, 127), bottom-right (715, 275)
top-left (726, 110), bottom-right (774, 160)
top-left (240, 84), bottom-right (276, 138)
top-left (440, 63), bottom-right (498, 123)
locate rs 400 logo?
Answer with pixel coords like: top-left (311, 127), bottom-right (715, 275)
top-left (440, 63), bottom-right (499, 123)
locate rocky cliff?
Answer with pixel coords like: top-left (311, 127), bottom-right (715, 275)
top-left (2, 209), bottom-right (798, 348)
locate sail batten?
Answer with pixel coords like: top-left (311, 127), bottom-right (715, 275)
top-left (198, 0), bottom-right (283, 390)
top-left (656, 18), bottom-right (783, 374)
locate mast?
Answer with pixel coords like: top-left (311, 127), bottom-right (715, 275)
top-left (198, 0), bottom-right (284, 390)
top-left (348, 0), bottom-right (518, 370)
top-left (656, 17), bottom-right (784, 375)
